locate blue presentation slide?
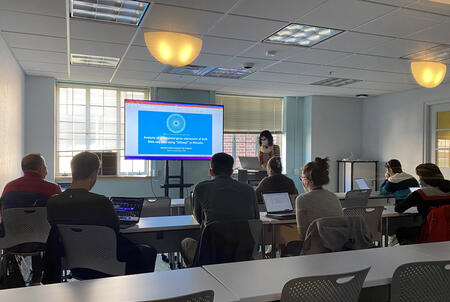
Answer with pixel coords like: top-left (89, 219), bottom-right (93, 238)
top-left (138, 111), bottom-right (213, 155)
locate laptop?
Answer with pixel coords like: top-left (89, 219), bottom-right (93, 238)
top-left (239, 156), bottom-right (263, 171)
top-left (58, 183), bottom-right (71, 192)
top-left (110, 197), bottom-right (144, 229)
top-left (354, 178), bottom-right (370, 190)
top-left (263, 192), bottom-right (296, 220)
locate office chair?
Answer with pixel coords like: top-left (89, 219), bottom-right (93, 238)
top-left (142, 197), bottom-right (171, 217)
top-left (342, 189), bottom-right (371, 208)
top-left (281, 267), bottom-right (370, 302)
top-left (343, 206), bottom-right (384, 245)
top-left (144, 290), bottom-right (214, 302)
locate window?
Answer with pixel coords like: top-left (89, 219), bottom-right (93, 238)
top-left (223, 134), bottom-right (283, 169)
top-left (56, 84), bottom-right (150, 177)
top-left (436, 110), bottom-right (450, 168)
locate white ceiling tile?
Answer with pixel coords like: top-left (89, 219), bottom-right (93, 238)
top-left (240, 43), bottom-right (305, 61)
top-left (286, 48), bottom-right (350, 65)
top-left (264, 61), bottom-right (341, 77)
top-left (245, 71), bottom-right (326, 84)
top-left (333, 68), bottom-right (415, 83)
top-left (192, 53), bottom-right (233, 66)
top-left (354, 8), bottom-right (446, 38)
top-left (345, 80), bottom-right (417, 91)
top-left (223, 56), bottom-right (277, 71)
top-left (406, 0), bottom-right (450, 16)
top-left (208, 15), bottom-right (287, 42)
top-left (70, 66), bottom-right (115, 83)
top-left (231, 0), bottom-right (325, 22)
top-left (406, 21), bottom-right (450, 44)
top-left (155, 73), bottom-right (198, 83)
top-left (119, 59), bottom-right (166, 73)
top-left (20, 61), bottom-right (67, 73)
top-left (12, 48), bottom-right (67, 64)
top-left (329, 54), bottom-right (395, 69)
top-left (70, 19), bottom-right (135, 44)
top-left (359, 38), bottom-right (438, 58)
top-left (114, 69), bottom-right (159, 81)
top-left (361, 0), bottom-right (416, 6)
top-left (111, 78), bottom-right (152, 87)
top-left (201, 36), bottom-right (255, 56)
top-left (315, 32), bottom-right (395, 53)
top-left (152, 0), bottom-right (240, 13)
top-left (297, 0), bottom-right (395, 30)
top-left (0, 10), bottom-right (66, 37)
top-left (141, 4), bottom-right (222, 35)
top-left (0, 0), bottom-right (65, 18)
top-left (125, 46), bottom-right (155, 61)
top-left (70, 39), bottom-right (128, 58)
top-left (2, 32), bottom-right (66, 52)
top-left (370, 59), bottom-right (412, 73)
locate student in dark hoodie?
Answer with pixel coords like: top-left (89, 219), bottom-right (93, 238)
top-left (380, 159), bottom-right (419, 204)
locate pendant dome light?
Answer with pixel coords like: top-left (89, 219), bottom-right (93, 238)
top-left (410, 61), bottom-right (447, 88)
top-left (144, 32), bottom-right (202, 67)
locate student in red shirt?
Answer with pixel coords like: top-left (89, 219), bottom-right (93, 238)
top-left (1, 153), bottom-right (61, 213)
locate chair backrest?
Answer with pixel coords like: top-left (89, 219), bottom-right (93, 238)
top-left (280, 267), bottom-right (370, 302)
top-left (192, 219), bottom-right (262, 267)
top-left (342, 189), bottom-right (372, 208)
top-left (57, 224), bottom-right (126, 276)
top-left (184, 194), bottom-right (193, 215)
top-left (143, 290), bottom-right (214, 302)
top-left (343, 206), bottom-right (383, 243)
top-left (417, 205), bottom-right (450, 243)
top-left (142, 197), bottom-right (171, 217)
top-left (391, 260), bottom-right (450, 302)
top-left (0, 207), bottom-right (50, 250)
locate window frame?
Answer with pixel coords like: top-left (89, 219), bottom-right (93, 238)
top-left (55, 83), bottom-right (151, 178)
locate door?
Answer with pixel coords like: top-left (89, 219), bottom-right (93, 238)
top-left (430, 102), bottom-right (450, 179)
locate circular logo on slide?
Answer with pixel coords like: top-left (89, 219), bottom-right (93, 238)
top-left (166, 114), bottom-right (186, 133)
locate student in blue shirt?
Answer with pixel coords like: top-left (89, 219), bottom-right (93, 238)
top-left (380, 159), bottom-right (419, 204)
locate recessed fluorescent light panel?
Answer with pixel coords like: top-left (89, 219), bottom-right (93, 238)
top-left (403, 45), bottom-right (450, 62)
top-left (165, 66), bottom-right (251, 79)
top-left (71, 53), bottom-right (120, 68)
top-left (264, 23), bottom-right (343, 47)
top-left (310, 77), bottom-right (362, 87)
top-left (70, 0), bottom-right (149, 26)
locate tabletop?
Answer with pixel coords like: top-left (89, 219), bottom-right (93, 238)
top-left (0, 268), bottom-right (239, 302)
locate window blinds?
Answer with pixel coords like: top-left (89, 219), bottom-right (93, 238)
top-left (216, 94), bottom-right (283, 133)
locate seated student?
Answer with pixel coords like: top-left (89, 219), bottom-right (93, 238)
top-left (1, 153), bottom-right (61, 213)
top-left (181, 152), bottom-right (260, 266)
top-left (255, 157), bottom-right (298, 204)
top-left (296, 157), bottom-right (343, 243)
top-left (42, 152), bottom-right (156, 283)
top-left (380, 159), bottom-right (419, 203)
top-left (395, 163), bottom-right (450, 244)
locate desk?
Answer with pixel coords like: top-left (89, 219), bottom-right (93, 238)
top-left (121, 216), bottom-right (200, 254)
top-left (203, 244), bottom-right (442, 302)
top-left (335, 192), bottom-right (394, 207)
top-left (0, 268), bottom-right (238, 302)
top-left (260, 212), bottom-right (296, 258)
top-left (404, 241), bottom-right (450, 260)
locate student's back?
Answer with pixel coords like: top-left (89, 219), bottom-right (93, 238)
top-left (193, 176), bottom-right (259, 226)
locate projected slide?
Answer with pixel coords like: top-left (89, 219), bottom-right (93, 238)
top-left (125, 100), bottom-right (223, 160)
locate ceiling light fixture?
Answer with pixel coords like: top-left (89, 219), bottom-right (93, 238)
top-left (310, 77), bottom-right (362, 87)
top-left (70, 53), bottom-right (120, 68)
top-left (264, 23), bottom-right (343, 47)
top-left (70, 0), bottom-right (149, 26)
top-left (144, 32), bottom-right (203, 67)
top-left (410, 61), bottom-right (447, 88)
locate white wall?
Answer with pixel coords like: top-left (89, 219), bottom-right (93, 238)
top-left (0, 34), bottom-right (25, 191)
top-left (24, 76), bottom-right (55, 181)
top-left (362, 82), bottom-right (450, 181)
top-left (310, 96), bottom-right (363, 191)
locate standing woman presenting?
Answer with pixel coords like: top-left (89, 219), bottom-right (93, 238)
top-left (257, 130), bottom-right (280, 169)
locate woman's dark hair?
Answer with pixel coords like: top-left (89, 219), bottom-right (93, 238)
top-left (416, 163), bottom-right (450, 192)
top-left (267, 157), bottom-right (282, 175)
top-left (258, 130), bottom-right (273, 146)
top-left (302, 157), bottom-right (330, 187)
top-left (385, 159), bottom-right (402, 174)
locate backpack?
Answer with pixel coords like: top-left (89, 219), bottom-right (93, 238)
top-left (417, 205), bottom-right (450, 243)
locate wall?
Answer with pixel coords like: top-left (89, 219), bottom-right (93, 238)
top-left (0, 34), bottom-right (25, 191)
top-left (24, 76), bottom-right (55, 181)
top-left (362, 82), bottom-right (450, 181)
top-left (309, 96), bottom-right (363, 191)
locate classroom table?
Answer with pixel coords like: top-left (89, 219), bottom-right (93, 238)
top-left (203, 244), bottom-right (445, 302)
top-left (0, 268), bottom-right (239, 302)
top-left (404, 241), bottom-right (450, 260)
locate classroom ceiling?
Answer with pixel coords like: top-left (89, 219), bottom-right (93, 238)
top-left (0, 0), bottom-right (449, 97)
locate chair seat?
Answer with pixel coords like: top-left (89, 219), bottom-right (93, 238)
top-left (4, 242), bottom-right (46, 255)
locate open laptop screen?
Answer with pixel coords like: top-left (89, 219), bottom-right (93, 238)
top-left (355, 178), bottom-right (370, 190)
top-left (110, 197), bottom-right (144, 223)
top-left (263, 192), bottom-right (293, 213)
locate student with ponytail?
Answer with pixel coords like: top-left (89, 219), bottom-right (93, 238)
top-left (296, 157), bottom-right (343, 241)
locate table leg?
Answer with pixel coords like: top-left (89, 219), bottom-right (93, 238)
top-left (271, 224), bottom-right (276, 258)
top-left (260, 226), bottom-right (265, 259)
